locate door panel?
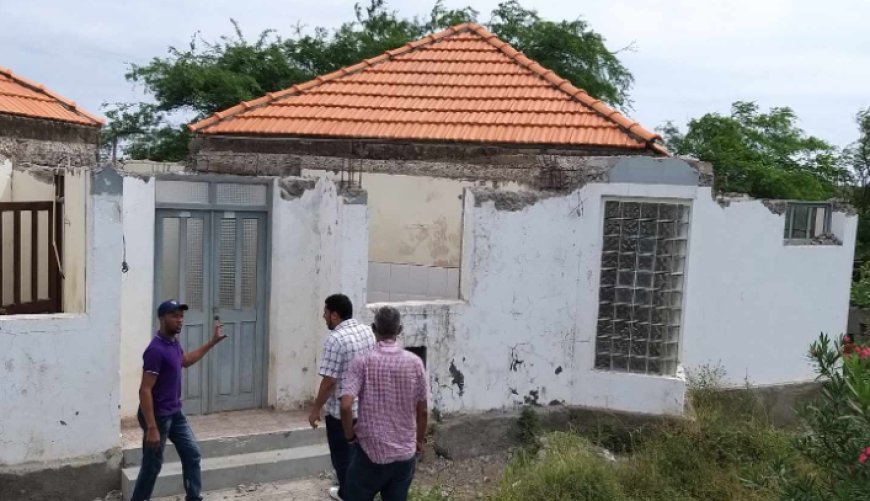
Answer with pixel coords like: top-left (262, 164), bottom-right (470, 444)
top-left (209, 212), bottom-right (266, 413)
top-left (154, 211), bottom-right (210, 415)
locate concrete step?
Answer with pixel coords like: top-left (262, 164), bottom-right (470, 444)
top-left (123, 427), bottom-right (325, 467)
top-left (121, 443), bottom-right (332, 499)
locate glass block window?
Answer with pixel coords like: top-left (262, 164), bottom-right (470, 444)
top-left (595, 200), bottom-right (690, 376)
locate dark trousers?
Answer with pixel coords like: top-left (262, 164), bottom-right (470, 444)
top-left (346, 445), bottom-right (416, 501)
top-left (130, 409), bottom-right (202, 501)
top-left (325, 414), bottom-right (355, 498)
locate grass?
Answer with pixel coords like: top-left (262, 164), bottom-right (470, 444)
top-left (416, 383), bottom-right (803, 501)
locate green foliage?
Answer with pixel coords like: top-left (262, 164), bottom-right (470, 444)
top-left (104, 0), bottom-right (634, 161)
top-left (844, 108), bottom-right (870, 264)
top-left (852, 262), bottom-right (870, 308)
top-left (492, 433), bottom-right (629, 501)
top-left (488, 1), bottom-right (633, 109)
top-left (780, 333), bottom-right (870, 500)
top-left (661, 102), bottom-right (846, 201)
top-left (477, 376), bottom-right (795, 501)
top-left (517, 405), bottom-right (541, 451)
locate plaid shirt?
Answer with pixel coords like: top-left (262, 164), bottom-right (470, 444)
top-left (342, 339), bottom-right (429, 464)
top-left (319, 318), bottom-right (376, 418)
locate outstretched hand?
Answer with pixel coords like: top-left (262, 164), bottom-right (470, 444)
top-left (212, 321), bottom-right (228, 344)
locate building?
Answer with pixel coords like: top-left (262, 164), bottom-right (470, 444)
top-left (0, 23), bottom-right (858, 500)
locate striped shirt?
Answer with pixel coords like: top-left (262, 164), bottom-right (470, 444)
top-left (342, 340), bottom-right (429, 464)
top-left (319, 318), bottom-right (376, 418)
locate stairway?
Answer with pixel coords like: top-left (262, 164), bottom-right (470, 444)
top-left (121, 423), bottom-right (331, 498)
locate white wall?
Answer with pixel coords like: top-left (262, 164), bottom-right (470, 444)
top-left (268, 178), bottom-right (369, 409)
top-left (0, 169), bottom-right (123, 466)
top-left (361, 182), bottom-right (856, 417)
top-left (119, 176), bottom-right (156, 417)
top-left (681, 195), bottom-right (857, 386)
top-left (364, 184), bottom-right (690, 416)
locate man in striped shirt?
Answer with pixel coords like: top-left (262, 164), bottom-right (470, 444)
top-left (340, 306), bottom-right (429, 501)
top-left (309, 294), bottom-right (376, 501)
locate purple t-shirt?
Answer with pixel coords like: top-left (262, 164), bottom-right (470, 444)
top-left (142, 333), bottom-right (184, 417)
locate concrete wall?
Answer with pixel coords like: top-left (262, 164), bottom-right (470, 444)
top-left (681, 198), bottom-right (856, 386)
top-left (268, 178), bottom-right (368, 409)
top-left (358, 172), bottom-right (855, 417)
top-left (0, 168), bottom-right (123, 467)
top-left (119, 176), bottom-right (156, 417)
top-left (112, 156), bottom-right (856, 420)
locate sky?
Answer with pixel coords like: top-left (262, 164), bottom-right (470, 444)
top-left (0, 0), bottom-right (867, 147)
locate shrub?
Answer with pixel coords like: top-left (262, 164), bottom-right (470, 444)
top-left (780, 333), bottom-right (870, 500)
top-left (491, 433), bottom-right (627, 501)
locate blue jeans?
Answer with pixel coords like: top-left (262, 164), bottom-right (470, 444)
top-left (326, 415), bottom-right (355, 499)
top-left (130, 409), bottom-right (202, 501)
top-left (346, 445), bottom-right (416, 501)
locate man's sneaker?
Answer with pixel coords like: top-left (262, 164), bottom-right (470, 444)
top-left (328, 486), bottom-right (343, 501)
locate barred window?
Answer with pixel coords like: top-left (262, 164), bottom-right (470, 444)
top-left (595, 200), bottom-right (690, 376)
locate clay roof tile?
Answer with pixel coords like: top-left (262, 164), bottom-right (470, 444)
top-left (0, 67), bottom-right (102, 127)
top-left (189, 24), bottom-right (663, 153)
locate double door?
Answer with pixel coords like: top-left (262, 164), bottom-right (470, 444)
top-left (154, 209), bottom-right (267, 414)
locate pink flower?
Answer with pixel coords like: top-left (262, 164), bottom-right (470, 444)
top-left (860, 453), bottom-right (868, 464)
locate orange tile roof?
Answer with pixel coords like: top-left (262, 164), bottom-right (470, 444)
top-left (0, 67), bottom-right (103, 127)
top-left (190, 23), bottom-right (665, 154)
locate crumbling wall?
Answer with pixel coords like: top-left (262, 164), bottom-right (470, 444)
top-left (268, 176), bottom-right (369, 409)
top-left (0, 115), bottom-right (99, 169)
top-left (681, 196), bottom-right (857, 386)
top-left (0, 168), bottom-right (123, 497)
top-left (190, 135), bottom-right (705, 189)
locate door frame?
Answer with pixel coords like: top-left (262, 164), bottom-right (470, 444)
top-left (153, 175), bottom-right (273, 414)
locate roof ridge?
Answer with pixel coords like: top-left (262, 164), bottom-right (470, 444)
top-left (461, 24), bottom-right (662, 147)
top-left (0, 66), bottom-right (103, 126)
top-left (265, 103), bottom-right (599, 112)
top-left (225, 116), bottom-right (620, 128)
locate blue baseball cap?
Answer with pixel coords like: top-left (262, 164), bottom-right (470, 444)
top-left (157, 299), bottom-right (189, 317)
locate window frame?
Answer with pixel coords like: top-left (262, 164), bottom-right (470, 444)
top-left (783, 202), bottom-right (832, 243)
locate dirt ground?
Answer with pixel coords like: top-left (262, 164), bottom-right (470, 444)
top-left (97, 450), bottom-right (511, 501)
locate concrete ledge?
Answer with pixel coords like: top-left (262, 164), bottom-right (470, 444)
top-left (0, 449), bottom-right (121, 501)
top-left (725, 382), bottom-right (822, 428)
top-left (432, 405), bottom-right (679, 460)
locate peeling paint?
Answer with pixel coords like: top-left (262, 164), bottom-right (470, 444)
top-left (278, 178), bottom-right (316, 200)
top-left (523, 390), bottom-right (541, 406)
top-left (448, 360), bottom-right (465, 397)
top-left (761, 199), bottom-right (788, 215)
top-left (473, 188), bottom-right (552, 212)
top-left (509, 347), bottom-right (525, 372)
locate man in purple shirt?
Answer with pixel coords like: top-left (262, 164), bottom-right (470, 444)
top-left (129, 300), bottom-right (227, 501)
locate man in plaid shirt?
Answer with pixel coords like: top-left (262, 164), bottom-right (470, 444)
top-left (340, 306), bottom-right (429, 501)
top-left (309, 294), bottom-right (376, 501)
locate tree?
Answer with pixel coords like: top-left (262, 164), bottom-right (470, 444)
top-left (843, 108), bottom-right (870, 264)
top-left (660, 102), bottom-right (846, 200)
top-left (103, 0), bottom-right (634, 162)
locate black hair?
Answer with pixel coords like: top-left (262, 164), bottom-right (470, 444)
top-left (324, 294), bottom-right (353, 320)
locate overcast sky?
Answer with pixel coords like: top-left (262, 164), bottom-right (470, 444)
top-left (0, 0), bottom-right (867, 147)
